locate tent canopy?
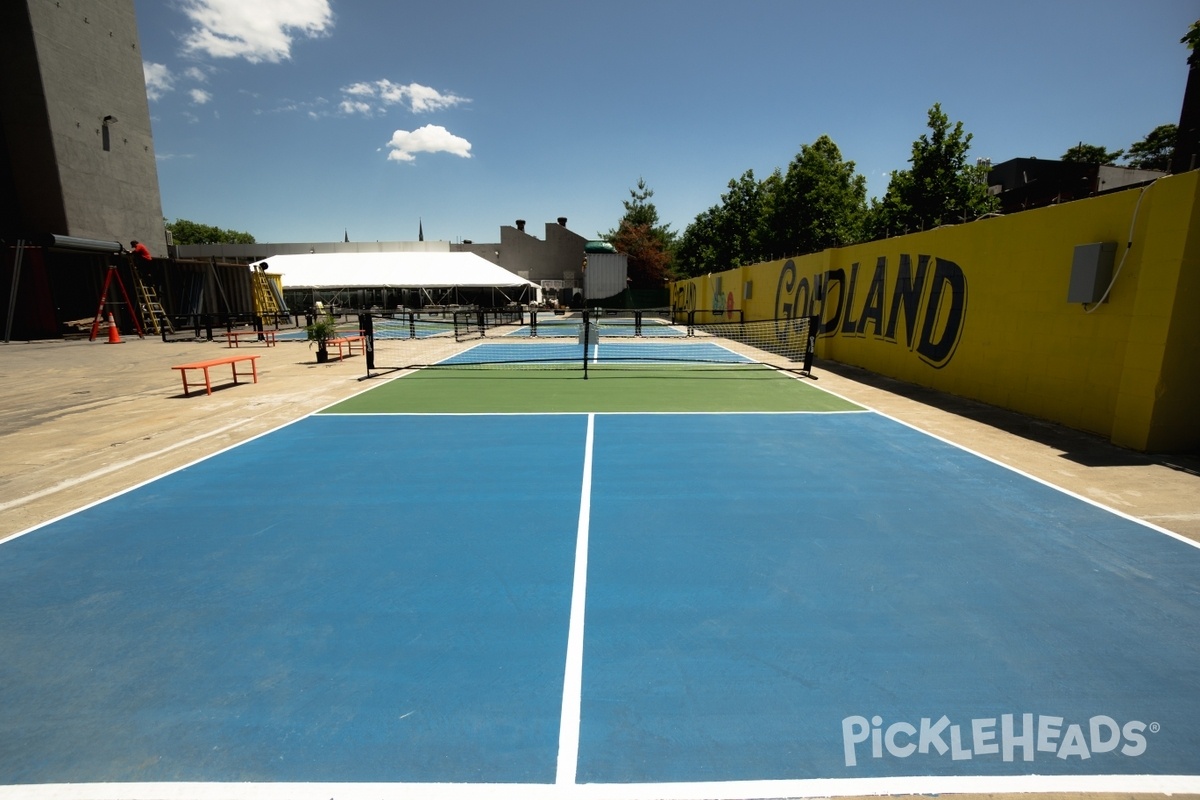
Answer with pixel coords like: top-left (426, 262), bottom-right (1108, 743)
top-left (251, 252), bottom-right (537, 289)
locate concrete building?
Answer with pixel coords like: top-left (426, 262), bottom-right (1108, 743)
top-left (985, 158), bottom-right (1165, 214)
top-left (457, 218), bottom-right (589, 305)
top-left (2, 0), bottom-right (166, 339)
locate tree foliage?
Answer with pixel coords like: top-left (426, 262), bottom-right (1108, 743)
top-left (674, 205), bottom-right (728, 278)
top-left (866, 104), bottom-right (997, 238)
top-left (603, 179), bottom-right (676, 289)
top-left (1183, 18), bottom-right (1199, 52)
top-left (1124, 124), bottom-right (1178, 170)
top-left (675, 170), bottom-right (772, 277)
top-left (768, 135), bottom-right (867, 256)
top-left (166, 218), bottom-right (256, 245)
top-left (1058, 123), bottom-right (1179, 171)
top-left (675, 136), bottom-right (868, 277)
top-left (609, 220), bottom-right (674, 289)
top-left (1060, 143), bottom-right (1125, 165)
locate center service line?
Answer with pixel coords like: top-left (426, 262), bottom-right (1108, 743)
top-left (556, 413), bottom-right (595, 786)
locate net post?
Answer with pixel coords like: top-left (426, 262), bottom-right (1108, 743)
top-left (359, 312), bottom-right (375, 373)
top-left (582, 309), bottom-right (590, 379)
top-left (530, 310), bottom-right (538, 338)
top-left (803, 314), bottom-right (817, 375)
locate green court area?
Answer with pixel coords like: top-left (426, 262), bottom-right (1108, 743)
top-left (325, 366), bottom-right (863, 414)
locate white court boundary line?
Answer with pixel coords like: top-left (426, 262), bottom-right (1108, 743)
top-left (3, 773), bottom-right (1199, 799)
top-left (0, 419), bottom-right (248, 516)
top-left (318, 410), bottom-right (870, 416)
top-left (0, 375), bottom-right (387, 544)
top-left (799, 372), bottom-right (1200, 551)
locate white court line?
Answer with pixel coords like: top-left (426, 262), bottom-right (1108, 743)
top-left (0, 420), bottom-right (249, 516)
top-left (556, 412), bottom-right (594, 786)
top-left (1, 375), bottom-right (391, 544)
top-left (318, 410), bottom-right (870, 417)
top-left (3, 774), bottom-right (1199, 799)
top-left (800, 375), bottom-right (1200, 551)
top-left (6, 392), bottom-right (1198, 796)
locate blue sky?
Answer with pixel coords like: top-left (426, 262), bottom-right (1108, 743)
top-left (137, 0), bottom-right (1197, 246)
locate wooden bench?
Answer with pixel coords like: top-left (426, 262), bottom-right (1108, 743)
top-left (224, 329), bottom-right (278, 348)
top-left (172, 355), bottom-right (260, 397)
top-left (327, 335), bottom-right (366, 361)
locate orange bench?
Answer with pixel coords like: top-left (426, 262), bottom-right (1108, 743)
top-left (172, 355), bottom-right (260, 397)
top-left (224, 329), bottom-right (277, 348)
top-left (327, 335), bottom-right (366, 360)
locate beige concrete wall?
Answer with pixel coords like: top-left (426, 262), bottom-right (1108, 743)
top-left (26, 0), bottom-right (166, 254)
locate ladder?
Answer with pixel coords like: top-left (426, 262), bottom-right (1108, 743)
top-left (89, 261), bottom-right (145, 341)
top-left (129, 256), bottom-right (173, 335)
top-left (251, 267), bottom-right (283, 319)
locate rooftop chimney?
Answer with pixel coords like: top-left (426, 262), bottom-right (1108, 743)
top-left (557, 217), bottom-right (568, 227)
top-left (516, 219), bottom-right (526, 232)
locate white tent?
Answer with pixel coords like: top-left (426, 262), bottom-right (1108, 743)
top-left (251, 251), bottom-right (537, 290)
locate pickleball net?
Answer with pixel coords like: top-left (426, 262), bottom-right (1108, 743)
top-left (359, 309), bottom-right (818, 378)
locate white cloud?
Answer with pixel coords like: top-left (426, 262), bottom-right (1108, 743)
top-left (405, 83), bottom-right (464, 113)
top-left (386, 125), bottom-right (472, 162)
top-left (339, 79), bottom-right (468, 115)
top-left (339, 99), bottom-right (372, 115)
top-left (143, 62), bottom-right (174, 101)
top-left (179, 0), bottom-right (334, 63)
top-left (190, 89), bottom-right (213, 104)
top-left (184, 66), bottom-right (208, 82)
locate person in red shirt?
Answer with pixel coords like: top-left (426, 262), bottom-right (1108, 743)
top-left (129, 240), bottom-right (152, 261)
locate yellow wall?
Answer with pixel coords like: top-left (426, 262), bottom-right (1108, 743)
top-left (671, 171), bottom-right (1200, 452)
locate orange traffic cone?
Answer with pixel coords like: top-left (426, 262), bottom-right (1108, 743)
top-left (106, 312), bottom-right (123, 344)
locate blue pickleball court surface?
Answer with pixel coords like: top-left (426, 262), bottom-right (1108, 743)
top-left (2, 384), bottom-right (1199, 796)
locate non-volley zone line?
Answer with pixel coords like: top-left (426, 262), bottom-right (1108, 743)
top-left (325, 365), bottom-right (857, 415)
top-left (436, 340), bottom-right (754, 365)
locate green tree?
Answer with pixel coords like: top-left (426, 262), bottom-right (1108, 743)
top-left (1124, 124), bottom-right (1178, 170)
top-left (675, 170), bottom-right (775, 276)
top-left (1061, 142), bottom-right (1124, 164)
top-left (674, 204), bottom-right (727, 278)
top-left (609, 220), bottom-right (673, 290)
top-left (866, 103), bottom-right (996, 238)
top-left (166, 218), bottom-right (256, 245)
top-left (1183, 18), bottom-right (1199, 52)
top-left (717, 169), bottom-right (772, 267)
top-left (766, 135), bottom-right (867, 256)
top-left (864, 173), bottom-right (914, 240)
top-left (608, 178), bottom-right (671, 236)
top-left (604, 178), bottom-right (676, 288)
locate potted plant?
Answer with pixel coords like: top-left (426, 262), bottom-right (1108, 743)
top-left (306, 314), bottom-right (339, 363)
